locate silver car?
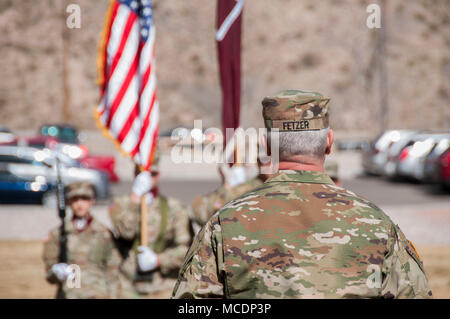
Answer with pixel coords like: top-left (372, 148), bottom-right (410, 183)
top-left (0, 146), bottom-right (109, 200)
top-left (362, 130), bottom-right (417, 176)
top-left (397, 133), bottom-right (450, 180)
top-left (382, 130), bottom-right (420, 178)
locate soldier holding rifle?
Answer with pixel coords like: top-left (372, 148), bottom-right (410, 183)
top-left (42, 182), bottom-right (122, 299)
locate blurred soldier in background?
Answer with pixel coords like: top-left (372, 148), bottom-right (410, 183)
top-left (42, 182), bottom-right (122, 299)
top-left (191, 163), bottom-right (270, 227)
top-left (173, 89), bottom-right (432, 299)
top-left (192, 158), bottom-right (338, 229)
top-left (109, 151), bottom-right (193, 298)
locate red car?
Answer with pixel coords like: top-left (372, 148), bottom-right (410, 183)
top-left (423, 138), bottom-right (450, 189)
top-left (79, 155), bottom-right (119, 183)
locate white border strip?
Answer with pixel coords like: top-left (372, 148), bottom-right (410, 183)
top-left (215, 0), bottom-right (244, 41)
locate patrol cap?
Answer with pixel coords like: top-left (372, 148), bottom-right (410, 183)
top-left (65, 182), bottom-right (95, 200)
top-left (262, 89), bottom-right (330, 131)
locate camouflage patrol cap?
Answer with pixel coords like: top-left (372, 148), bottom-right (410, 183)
top-left (65, 182), bottom-right (95, 200)
top-left (262, 89), bottom-right (330, 131)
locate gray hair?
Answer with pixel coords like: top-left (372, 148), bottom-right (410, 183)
top-left (269, 128), bottom-right (329, 160)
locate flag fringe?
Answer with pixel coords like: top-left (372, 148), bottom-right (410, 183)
top-left (93, 108), bottom-right (131, 158)
top-left (96, 0), bottom-right (116, 87)
top-left (93, 109), bottom-right (156, 173)
top-left (93, 0), bottom-right (157, 173)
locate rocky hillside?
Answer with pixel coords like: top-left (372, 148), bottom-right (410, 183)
top-left (0, 0), bottom-right (449, 135)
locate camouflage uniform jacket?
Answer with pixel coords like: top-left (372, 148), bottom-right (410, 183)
top-left (42, 217), bottom-right (122, 299)
top-left (191, 176), bottom-right (265, 226)
top-left (173, 170), bottom-right (432, 299)
top-left (110, 194), bottom-right (192, 295)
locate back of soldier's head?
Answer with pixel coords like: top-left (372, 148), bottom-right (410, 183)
top-left (262, 89), bottom-right (331, 161)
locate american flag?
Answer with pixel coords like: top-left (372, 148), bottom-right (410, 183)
top-left (96, 0), bottom-right (159, 171)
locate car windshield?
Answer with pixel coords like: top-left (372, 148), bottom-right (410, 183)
top-left (40, 126), bottom-right (78, 144)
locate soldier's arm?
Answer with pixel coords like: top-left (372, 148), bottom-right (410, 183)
top-left (191, 189), bottom-right (225, 227)
top-left (381, 224), bottom-right (433, 299)
top-left (42, 230), bottom-right (60, 284)
top-left (158, 201), bottom-right (192, 276)
top-left (172, 215), bottom-right (225, 299)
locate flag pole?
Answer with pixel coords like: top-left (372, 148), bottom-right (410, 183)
top-left (140, 195), bottom-right (148, 247)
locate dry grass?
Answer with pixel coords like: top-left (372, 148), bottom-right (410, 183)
top-left (0, 241), bottom-right (55, 298)
top-left (417, 245), bottom-right (450, 299)
top-left (0, 241), bottom-right (448, 298)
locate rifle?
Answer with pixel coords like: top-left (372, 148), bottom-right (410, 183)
top-left (55, 156), bottom-right (67, 263)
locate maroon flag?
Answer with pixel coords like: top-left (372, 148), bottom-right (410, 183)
top-left (216, 0), bottom-right (244, 145)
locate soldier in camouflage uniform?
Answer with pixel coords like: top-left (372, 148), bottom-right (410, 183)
top-left (43, 182), bottom-right (122, 299)
top-left (173, 89), bottom-right (432, 299)
top-left (192, 161), bottom-right (341, 227)
top-left (109, 151), bottom-right (192, 298)
top-left (191, 165), bottom-right (268, 227)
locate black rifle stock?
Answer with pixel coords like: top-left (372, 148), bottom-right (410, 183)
top-left (55, 156), bottom-right (67, 263)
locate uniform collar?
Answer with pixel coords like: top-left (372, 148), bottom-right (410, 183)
top-left (266, 170), bottom-right (335, 184)
top-left (66, 214), bottom-right (94, 233)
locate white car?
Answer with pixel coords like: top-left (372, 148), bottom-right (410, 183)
top-left (362, 130), bottom-right (417, 176)
top-left (0, 146), bottom-right (110, 200)
top-left (382, 130), bottom-right (420, 178)
top-left (397, 134), bottom-right (450, 180)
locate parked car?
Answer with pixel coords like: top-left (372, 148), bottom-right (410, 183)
top-left (79, 155), bottom-right (119, 182)
top-left (39, 125), bottom-right (118, 182)
top-left (39, 124), bottom-right (80, 144)
top-left (394, 133), bottom-right (450, 180)
top-left (423, 138), bottom-right (450, 188)
top-left (383, 130), bottom-right (421, 178)
top-left (0, 126), bottom-right (16, 145)
top-left (0, 163), bottom-right (55, 204)
top-left (0, 146), bottom-right (110, 200)
top-left (362, 130), bottom-right (417, 175)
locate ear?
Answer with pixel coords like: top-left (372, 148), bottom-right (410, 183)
top-left (325, 129), bottom-right (334, 155)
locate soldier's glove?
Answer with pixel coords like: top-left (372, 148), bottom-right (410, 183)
top-left (132, 171), bottom-right (152, 197)
top-left (51, 263), bottom-right (72, 282)
top-left (137, 246), bottom-right (159, 272)
top-left (228, 165), bottom-right (246, 187)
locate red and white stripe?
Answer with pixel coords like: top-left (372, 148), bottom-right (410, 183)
top-left (97, 1), bottom-right (159, 170)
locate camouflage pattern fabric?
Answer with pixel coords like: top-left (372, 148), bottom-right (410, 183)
top-left (172, 170), bottom-right (432, 299)
top-left (262, 89), bottom-right (330, 131)
top-left (65, 182), bottom-right (95, 201)
top-left (109, 194), bottom-right (192, 297)
top-left (191, 176), bottom-right (265, 227)
top-left (42, 217), bottom-right (127, 299)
